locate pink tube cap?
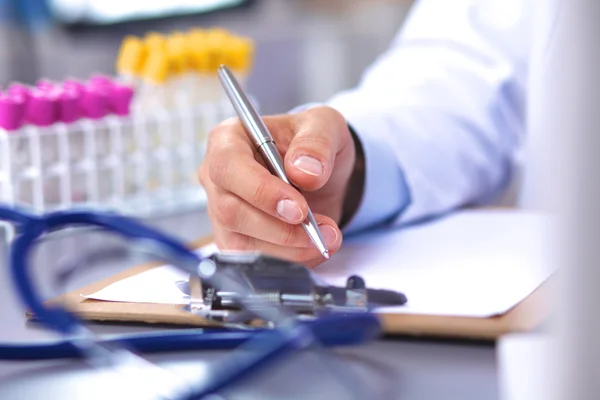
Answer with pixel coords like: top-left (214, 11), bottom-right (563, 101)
top-left (64, 79), bottom-right (85, 95)
top-left (58, 87), bottom-right (81, 123)
top-left (80, 85), bottom-right (108, 120)
top-left (7, 83), bottom-right (30, 103)
top-left (0, 91), bottom-right (26, 131)
top-left (109, 84), bottom-right (134, 116)
top-left (25, 89), bottom-right (59, 127)
top-left (37, 79), bottom-right (55, 92)
top-left (90, 74), bottom-right (114, 88)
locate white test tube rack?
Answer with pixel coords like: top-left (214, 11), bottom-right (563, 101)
top-left (0, 88), bottom-right (235, 242)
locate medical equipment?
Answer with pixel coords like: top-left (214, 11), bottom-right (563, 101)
top-left (179, 251), bottom-right (407, 324)
top-left (0, 76), bottom-right (231, 221)
top-left (0, 28), bottom-right (254, 230)
top-left (0, 203), bottom-right (389, 399)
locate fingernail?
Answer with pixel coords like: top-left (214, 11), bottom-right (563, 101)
top-left (276, 199), bottom-right (304, 223)
top-left (319, 224), bottom-right (338, 247)
top-left (293, 155), bottom-right (323, 176)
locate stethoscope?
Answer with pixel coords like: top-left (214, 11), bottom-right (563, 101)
top-left (0, 204), bottom-right (381, 399)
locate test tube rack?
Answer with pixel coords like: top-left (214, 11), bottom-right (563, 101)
top-left (0, 77), bottom-right (235, 223)
top-left (0, 27), bottom-right (254, 241)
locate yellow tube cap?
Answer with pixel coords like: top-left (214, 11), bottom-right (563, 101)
top-left (142, 50), bottom-right (169, 84)
top-left (166, 31), bottom-right (189, 75)
top-left (116, 36), bottom-right (147, 76)
top-left (144, 32), bottom-right (167, 52)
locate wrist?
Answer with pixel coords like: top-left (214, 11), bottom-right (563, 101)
top-left (339, 123), bottom-right (366, 230)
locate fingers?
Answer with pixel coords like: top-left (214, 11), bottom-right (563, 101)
top-left (201, 109), bottom-right (351, 268)
top-left (204, 118), bottom-right (309, 225)
top-left (284, 106), bottom-right (351, 192)
top-left (210, 216), bottom-right (343, 268)
top-left (205, 179), bottom-right (341, 249)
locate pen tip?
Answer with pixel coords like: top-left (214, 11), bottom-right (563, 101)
top-left (322, 250), bottom-right (330, 260)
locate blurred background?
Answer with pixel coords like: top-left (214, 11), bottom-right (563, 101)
top-left (0, 0), bottom-right (414, 114)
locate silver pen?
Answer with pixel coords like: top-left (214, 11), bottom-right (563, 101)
top-left (217, 64), bottom-right (330, 259)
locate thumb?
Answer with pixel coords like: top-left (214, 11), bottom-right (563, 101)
top-left (284, 106), bottom-right (348, 192)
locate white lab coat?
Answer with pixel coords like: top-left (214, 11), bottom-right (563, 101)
top-left (324, 0), bottom-right (536, 234)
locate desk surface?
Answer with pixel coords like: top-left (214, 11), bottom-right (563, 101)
top-left (497, 334), bottom-right (551, 400)
top-left (0, 209), bottom-right (499, 400)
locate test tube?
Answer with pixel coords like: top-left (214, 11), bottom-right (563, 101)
top-left (0, 90), bottom-right (26, 207)
top-left (159, 31), bottom-right (195, 197)
top-left (185, 28), bottom-right (208, 104)
top-left (107, 82), bottom-right (134, 207)
top-left (138, 32), bottom-right (170, 112)
top-left (24, 88), bottom-right (60, 211)
top-left (165, 31), bottom-right (190, 108)
top-left (63, 79), bottom-right (85, 167)
top-left (0, 91), bottom-right (26, 131)
top-left (201, 28), bottom-right (228, 103)
top-left (140, 50), bottom-right (172, 202)
top-left (116, 35), bottom-right (147, 89)
top-left (108, 83), bottom-right (135, 117)
top-left (58, 86), bottom-right (81, 125)
top-left (113, 84), bottom-right (138, 197)
top-left (90, 77), bottom-right (115, 206)
top-left (4, 85), bottom-right (30, 207)
top-left (109, 28), bottom-right (256, 210)
top-left (77, 81), bottom-right (110, 206)
top-left (55, 84), bottom-right (82, 208)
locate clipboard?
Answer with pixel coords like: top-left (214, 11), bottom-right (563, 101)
top-left (30, 235), bottom-right (553, 341)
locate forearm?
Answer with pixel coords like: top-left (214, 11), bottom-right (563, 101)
top-left (338, 124), bottom-right (365, 230)
top-left (335, 118), bottom-right (412, 235)
top-left (328, 0), bottom-right (526, 232)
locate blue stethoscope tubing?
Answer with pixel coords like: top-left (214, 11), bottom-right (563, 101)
top-left (0, 312), bottom-right (379, 361)
top-left (8, 208), bottom-right (203, 336)
top-left (0, 205), bottom-right (381, 398)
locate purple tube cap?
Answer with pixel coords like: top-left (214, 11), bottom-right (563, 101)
top-left (0, 91), bottom-right (26, 131)
top-left (37, 79), bottom-right (56, 92)
top-left (109, 84), bottom-right (135, 116)
top-left (25, 89), bottom-right (59, 127)
top-left (90, 74), bottom-right (114, 88)
top-left (7, 83), bottom-right (31, 103)
top-left (63, 79), bottom-right (85, 95)
top-left (58, 87), bottom-right (81, 123)
top-left (80, 85), bottom-right (108, 120)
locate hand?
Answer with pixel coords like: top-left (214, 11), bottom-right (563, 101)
top-left (199, 106), bottom-right (357, 268)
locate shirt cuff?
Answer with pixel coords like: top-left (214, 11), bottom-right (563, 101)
top-left (341, 117), bottom-right (412, 235)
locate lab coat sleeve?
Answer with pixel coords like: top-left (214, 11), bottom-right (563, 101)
top-left (327, 0), bottom-right (526, 235)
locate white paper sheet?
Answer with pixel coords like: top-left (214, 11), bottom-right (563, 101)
top-left (82, 243), bottom-right (219, 305)
top-left (82, 210), bottom-right (555, 318)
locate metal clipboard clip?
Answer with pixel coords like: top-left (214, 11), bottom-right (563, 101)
top-left (177, 252), bottom-right (408, 326)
